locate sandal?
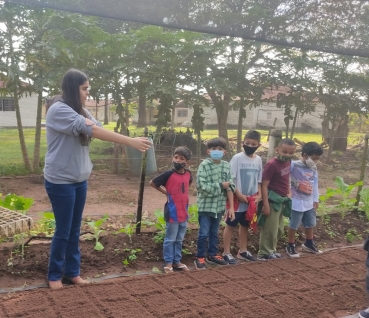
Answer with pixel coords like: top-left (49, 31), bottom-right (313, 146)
top-left (48, 280), bottom-right (63, 290)
top-left (173, 263), bottom-right (189, 271)
top-left (63, 276), bottom-right (90, 285)
top-left (163, 266), bottom-right (174, 274)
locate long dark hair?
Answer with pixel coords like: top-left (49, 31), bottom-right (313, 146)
top-left (61, 68), bottom-right (88, 117)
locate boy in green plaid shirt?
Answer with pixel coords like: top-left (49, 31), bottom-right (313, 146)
top-left (194, 137), bottom-right (235, 270)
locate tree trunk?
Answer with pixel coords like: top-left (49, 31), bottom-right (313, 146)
top-left (137, 83), bottom-right (146, 127)
top-left (236, 97), bottom-right (245, 153)
top-left (332, 115), bottom-right (348, 151)
top-left (104, 89), bottom-right (109, 125)
top-left (197, 130), bottom-right (201, 167)
top-left (6, 13), bottom-right (33, 172)
top-left (290, 107), bottom-right (299, 140)
top-left (14, 89), bottom-right (33, 172)
top-left (32, 90), bottom-right (43, 170)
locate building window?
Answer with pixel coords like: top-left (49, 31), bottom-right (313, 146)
top-left (177, 109), bottom-right (188, 118)
top-left (0, 98), bottom-right (15, 111)
top-left (267, 112), bottom-right (272, 119)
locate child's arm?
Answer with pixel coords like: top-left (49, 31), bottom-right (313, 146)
top-left (196, 163), bottom-right (224, 197)
top-left (149, 180), bottom-right (167, 196)
top-left (235, 188), bottom-right (247, 203)
top-left (313, 171), bottom-right (319, 210)
top-left (255, 183), bottom-right (262, 204)
top-left (261, 180), bottom-right (270, 215)
top-left (226, 189), bottom-right (235, 221)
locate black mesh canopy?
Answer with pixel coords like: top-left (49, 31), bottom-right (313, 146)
top-left (5, 0), bottom-right (369, 57)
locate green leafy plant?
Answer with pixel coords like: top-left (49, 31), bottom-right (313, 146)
top-left (12, 232), bottom-right (28, 259)
top-left (87, 214), bottom-right (108, 251)
top-left (318, 189), bottom-right (335, 224)
top-left (117, 222), bottom-right (139, 243)
top-left (360, 188), bottom-right (369, 221)
top-left (122, 248), bottom-right (141, 266)
top-left (0, 193), bottom-right (34, 213)
top-left (334, 177), bottom-right (363, 219)
top-left (345, 229), bottom-right (362, 243)
top-left (32, 212), bottom-right (56, 236)
top-left (182, 248), bottom-right (192, 255)
top-left (153, 209), bottom-right (166, 243)
top-left (188, 204), bottom-right (198, 224)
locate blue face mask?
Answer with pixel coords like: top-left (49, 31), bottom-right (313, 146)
top-left (210, 150), bottom-right (224, 160)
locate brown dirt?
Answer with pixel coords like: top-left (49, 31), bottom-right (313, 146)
top-left (0, 248), bottom-right (367, 318)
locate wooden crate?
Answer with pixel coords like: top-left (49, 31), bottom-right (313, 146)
top-left (0, 207), bottom-right (33, 237)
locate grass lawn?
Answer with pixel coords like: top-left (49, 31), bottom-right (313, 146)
top-left (0, 124), bottom-right (365, 176)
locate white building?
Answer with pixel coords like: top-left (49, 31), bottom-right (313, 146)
top-left (0, 94), bottom-right (39, 128)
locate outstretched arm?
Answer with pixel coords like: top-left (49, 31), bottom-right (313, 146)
top-left (91, 125), bottom-right (151, 152)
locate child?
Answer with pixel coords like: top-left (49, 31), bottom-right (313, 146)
top-left (286, 141), bottom-right (323, 258)
top-left (358, 237), bottom-right (369, 318)
top-left (222, 130), bottom-right (262, 264)
top-left (194, 137), bottom-right (235, 270)
top-left (150, 146), bottom-right (192, 273)
top-left (257, 138), bottom-right (296, 260)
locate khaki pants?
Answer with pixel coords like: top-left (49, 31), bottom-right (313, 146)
top-left (257, 203), bottom-right (285, 257)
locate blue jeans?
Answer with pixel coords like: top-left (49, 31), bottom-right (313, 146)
top-left (163, 221), bottom-right (187, 264)
top-left (45, 180), bottom-right (87, 281)
top-left (196, 214), bottom-right (222, 258)
top-left (289, 209), bottom-right (316, 230)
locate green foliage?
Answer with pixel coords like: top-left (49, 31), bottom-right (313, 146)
top-left (188, 204), bottom-right (198, 224)
top-left (153, 209), bottom-right (166, 243)
top-left (334, 177), bottom-right (362, 218)
top-left (345, 229), bottom-right (362, 243)
top-left (0, 193), bottom-right (34, 212)
top-left (318, 177), bottom-right (362, 220)
top-left (360, 188), bottom-right (369, 221)
top-left (87, 214), bottom-right (108, 251)
top-left (122, 248), bottom-right (141, 266)
top-left (117, 222), bottom-right (138, 243)
top-left (12, 232), bottom-right (28, 259)
top-left (32, 211), bottom-right (56, 236)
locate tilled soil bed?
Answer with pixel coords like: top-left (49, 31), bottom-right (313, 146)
top-left (0, 210), bottom-right (368, 290)
top-left (0, 247), bottom-right (367, 318)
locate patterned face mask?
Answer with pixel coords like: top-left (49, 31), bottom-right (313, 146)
top-left (276, 154), bottom-right (292, 162)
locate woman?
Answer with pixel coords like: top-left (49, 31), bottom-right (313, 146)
top-left (44, 69), bottom-right (151, 290)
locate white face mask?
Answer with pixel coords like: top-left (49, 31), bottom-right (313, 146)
top-left (306, 157), bottom-right (317, 168)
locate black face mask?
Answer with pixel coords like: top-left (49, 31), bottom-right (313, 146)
top-left (173, 162), bottom-right (186, 171)
top-left (243, 145), bottom-right (258, 156)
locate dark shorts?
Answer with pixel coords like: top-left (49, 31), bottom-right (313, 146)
top-left (225, 211), bottom-right (250, 228)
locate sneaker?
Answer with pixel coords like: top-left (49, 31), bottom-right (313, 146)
top-left (206, 255), bottom-right (228, 266)
top-left (359, 307), bottom-right (369, 318)
top-left (222, 253), bottom-right (237, 265)
top-left (194, 257), bottom-right (207, 270)
top-left (257, 253), bottom-right (279, 261)
top-left (237, 251), bottom-right (256, 262)
top-left (286, 244), bottom-right (300, 258)
top-left (271, 252), bottom-right (282, 258)
top-left (302, 243), bottom-right (322, 254)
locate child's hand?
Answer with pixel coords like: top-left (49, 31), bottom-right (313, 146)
top-left (228, 208), bottom-right (235, 221)
top-left (262, 204), bottom-right (270, 216)
top-left (313, 202), bottom-right (319, 210)
top-left (222, 182), bottom-right (230, 189)
top-left (254, 194), bottom-right (262, 204)
top-left (236, 194), bottom-right (248, 203)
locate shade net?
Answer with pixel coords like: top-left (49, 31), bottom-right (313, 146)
top-left (5, 0), bottom-right (369, 57)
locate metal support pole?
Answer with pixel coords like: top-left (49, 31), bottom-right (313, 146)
top-left (355, 134), bottom-right (369, 210)
top-left (136, 127), bottom-right (148, 234)
top-left (267, 129), bottom-right (282, 161)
